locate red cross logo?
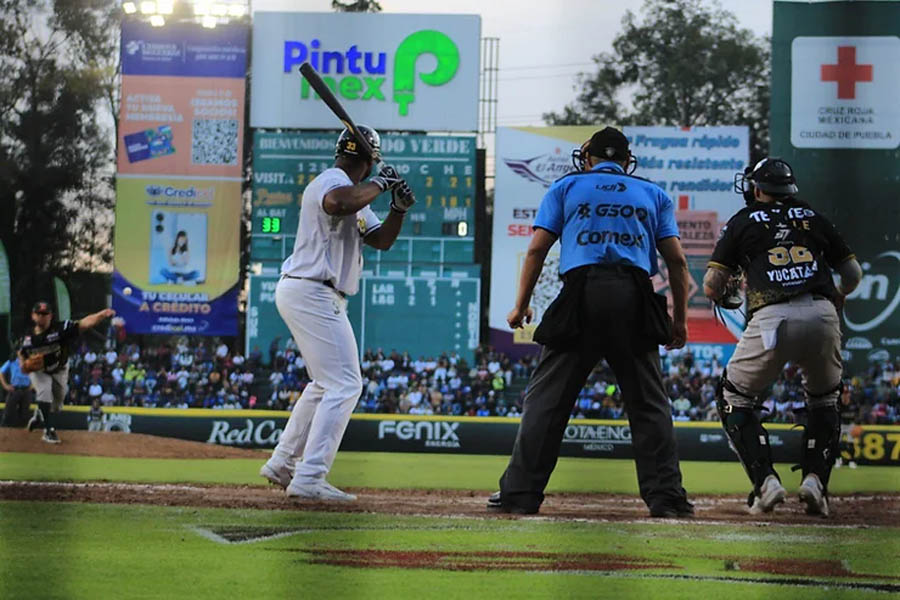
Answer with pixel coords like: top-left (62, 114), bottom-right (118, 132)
top-left (820, 46), bottom-right (872, 99)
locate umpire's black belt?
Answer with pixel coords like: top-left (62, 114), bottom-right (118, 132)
top-left (562, 263), bottom-right (645, 283)
top-left (281, 274), bottom-right (346, 299)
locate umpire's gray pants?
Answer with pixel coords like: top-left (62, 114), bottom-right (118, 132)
top-left (725, 294), bottom-right (842, 409)
top-left (29, 366), bottom-right (69, 411)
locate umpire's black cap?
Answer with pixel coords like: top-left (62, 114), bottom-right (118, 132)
top-left (588, 127), bottom-right (630, 161)
top-left (32, 301), bottom-right (52, 315)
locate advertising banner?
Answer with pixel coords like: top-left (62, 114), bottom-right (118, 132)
top-left (790, 36), bottom-right (899, 149)
top-left (113, 179), bottom-right (241, 335)
top-left (114, 20), bottom-right (248, 335)
top-left (490, 126), bottom-right (744, 353)
top-left (117, 75), bottom-right (246, 178)
top-left (250, 12), bottom-right (480, 131)
top-left (771, 1), bottom-right (900, 370)
top-left (42, 407), bottom-right (900, 466)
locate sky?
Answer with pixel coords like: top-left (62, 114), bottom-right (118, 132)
top-left (251, 0), bottom-right (774, 129)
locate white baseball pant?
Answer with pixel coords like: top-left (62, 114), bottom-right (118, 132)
top-left (270, 277), bottom-right (362, 482)
top-left (724, 294), bottom-right (842, 409)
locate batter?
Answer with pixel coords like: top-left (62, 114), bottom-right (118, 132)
top-left (259, 125), bottom-right (415, 501)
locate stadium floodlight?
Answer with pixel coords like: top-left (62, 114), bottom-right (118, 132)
top-left (149, 14), bottom-right (165, 26)
top-left (122, 2), bottom-right (138, 14)
top-left (156, 0), bottom-right (174, 14)
top-left (140, 1), bottom-right (157, 14)
top-left (201, 15), bottom-right (216, 28)
top-left (227, 4), bottom-right (245, 17)
top-left (193, 0), bottom-right (211, 15)
top-left (211, 3), bottom-right (228, 16)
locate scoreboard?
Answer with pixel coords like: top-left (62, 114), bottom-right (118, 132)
top-left (247, 267), bottom-right (481, 364)
top-left (251, 131), bottom-right (477, 264)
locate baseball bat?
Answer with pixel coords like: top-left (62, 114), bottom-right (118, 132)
top-left (299, 62), bottom-right (380, 163)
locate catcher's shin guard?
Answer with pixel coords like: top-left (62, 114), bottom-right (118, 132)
top-left (716, 374), bottom-right (776, 494)
top-left (800, 404), bottom-right (841, 490)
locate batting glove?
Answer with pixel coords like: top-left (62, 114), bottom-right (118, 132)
top-left (369, 164), bottom-right (403, 192)
top-left (390, 181), bottom-right (416, 213)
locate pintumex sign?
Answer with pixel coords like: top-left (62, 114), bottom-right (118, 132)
top-left (250, 12), bottom-right (480, 132)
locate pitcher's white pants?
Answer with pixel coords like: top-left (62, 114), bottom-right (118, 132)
top-left (271, 277), bottom-right (362, 481)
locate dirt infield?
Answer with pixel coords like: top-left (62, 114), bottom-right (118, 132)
top-left (1, 429), bottom-right (899, 527)
top-left (0, 428), bottom-right (264, 459)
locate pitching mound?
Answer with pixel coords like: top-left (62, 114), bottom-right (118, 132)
top-left (0, 428), bottom-right (263, 459)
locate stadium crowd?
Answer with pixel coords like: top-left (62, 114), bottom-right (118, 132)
top-left (11, 319), bottom-right (890, 427)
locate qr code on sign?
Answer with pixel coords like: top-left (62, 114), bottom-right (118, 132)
top-left (191, 119), bottom-right (238, 165)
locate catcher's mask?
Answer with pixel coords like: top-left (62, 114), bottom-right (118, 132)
top-left (571, 127), bottom-right (637, 174)
top-left (734, 157), bottom-right (798, 202)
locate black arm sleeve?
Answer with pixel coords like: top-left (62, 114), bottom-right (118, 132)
top-left (708, 218), bottom-right (740, 272)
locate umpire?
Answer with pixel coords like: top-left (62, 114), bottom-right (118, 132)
top-left (1, 347), bottom-right (32, 427)
top-left (490, 127), bottom-right (694, 518)
top-left (703, 158), bottom-right (862, 517)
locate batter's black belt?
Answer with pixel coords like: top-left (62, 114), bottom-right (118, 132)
top-left (281, 274), bottom-right (347, 299)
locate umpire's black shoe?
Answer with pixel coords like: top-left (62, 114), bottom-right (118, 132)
top-left (486, 491), bottom-right (539, 514)
top-left (650, 498), bottom-right (695, 518)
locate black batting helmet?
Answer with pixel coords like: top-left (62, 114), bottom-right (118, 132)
top-left (334, 125), bottom-right (381, 161)
top-left (748, 157), bottom-right (798, 196)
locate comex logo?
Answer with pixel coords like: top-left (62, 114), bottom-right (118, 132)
top-left (126, 40), bottom-right (142, 56)
top-left (844, 251), bottom-right (900, 332)
top-left (283, 30), bottom-right (460, 116)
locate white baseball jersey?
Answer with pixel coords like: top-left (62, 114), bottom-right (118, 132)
top-left (280, 167), bottom-right (381, 295)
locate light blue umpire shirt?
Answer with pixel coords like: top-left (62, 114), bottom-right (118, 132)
top-left (533, 161), bottom-right (679, 276)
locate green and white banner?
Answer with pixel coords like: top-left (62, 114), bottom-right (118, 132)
top-left (250, 12), bottom-right (481, 131)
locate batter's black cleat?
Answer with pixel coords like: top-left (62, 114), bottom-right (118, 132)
top-left (486, 491), bottom-right (502, 509)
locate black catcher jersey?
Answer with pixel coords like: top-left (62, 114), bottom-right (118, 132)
top-left (708, 200), bottom-right (854, 313)
top-left (20, 320), bottom-right (80, 374)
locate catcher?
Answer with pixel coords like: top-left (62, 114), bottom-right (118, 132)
top-left (703, 158), bottom-right (862, 517)
top-left (20, 301), bottom-right (115, 443)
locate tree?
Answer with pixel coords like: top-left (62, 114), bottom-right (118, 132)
top-left (332, 0), bottom-right (382, 12)
top-left (0, 0), bottom-right (118, 335)
top-left (544, 0), bottom-right (770, 161)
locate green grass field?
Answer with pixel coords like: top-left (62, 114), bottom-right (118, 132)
top-left (2, 452), bottom-right (899, 599)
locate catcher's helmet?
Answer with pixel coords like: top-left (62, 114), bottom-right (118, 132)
top-left (748, 157), bottom-right (798, 196)
top-left (334, 125), bottom-right (381, 161)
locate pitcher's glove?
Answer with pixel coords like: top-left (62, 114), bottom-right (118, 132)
top-left (21, 354), bottom-right (45, 373)
top-left (717, 274), bottom-right (744, 310)
top-left (369, 164), bottom-right (403, 192)
top-left (390, 181), bottom-right (416, 213)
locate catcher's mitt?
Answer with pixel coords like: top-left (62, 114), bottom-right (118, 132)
top-left (21, 354), bottom-right (45, 373)
top-left (717, 273), bottom-right (745, 310)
